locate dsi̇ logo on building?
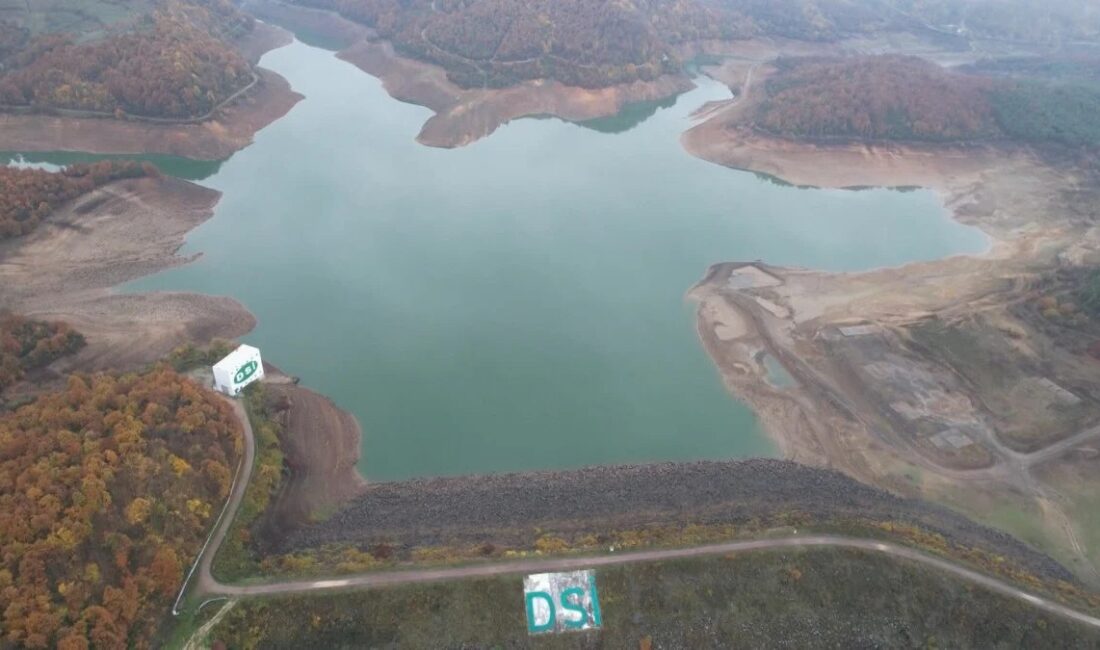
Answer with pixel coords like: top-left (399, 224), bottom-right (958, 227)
top-left (523, 570), bottom-right (602, 634)
top-left (234, 360), bottom-right (258, 385)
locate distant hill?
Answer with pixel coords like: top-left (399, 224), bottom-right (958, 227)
top-left (750, 54), bottom-right (1100, 149)
top-left (286, 0), bottom-right (1100, 90)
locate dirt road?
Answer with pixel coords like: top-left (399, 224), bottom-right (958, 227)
top-left (174, 398), bottom-right (256, 615)
top-left (175, 397), bottom-right (1100, 634)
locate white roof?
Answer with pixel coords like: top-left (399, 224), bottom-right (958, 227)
top-left (213, 344), bottom-right (261, 371)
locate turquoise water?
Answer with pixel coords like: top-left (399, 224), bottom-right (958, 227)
top-left (18, 39), bottom-right (988, 480)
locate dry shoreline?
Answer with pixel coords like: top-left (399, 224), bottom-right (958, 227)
top-left (0, 174), bottom-right (370, 530)
top-left (4, 12), bottom-right (1097, 587)
top-left (680, 59), bottom-right (1100, 580)
top-left (0, 176), bottom-right (255, 372)
top-left (244, 0), bottom-right (695, 148)
top-left (0, 23), bottom-right (302, 160)
top-left (262, 370), bottom-right (369, 528)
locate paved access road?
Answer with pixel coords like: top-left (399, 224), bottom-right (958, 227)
top-left (176, 395), bottom-right (1100, 633)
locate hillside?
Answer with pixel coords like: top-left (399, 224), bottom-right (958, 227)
top-left (0, 161), bottom-right (154, 240)
top-left (206, 548), bottom-right (1100, 648)
top-left (0, 369), bottom-right (242, 649)
top-left (283, 0), bottom-right (1100, 90)
top-left (287, 0), bottom-right (738, 88)
top-left (749, 55), bottom-right (1100, 148)
top-left (0, 313), bottom-right (84, 392)
top-left (755, 55), bottom-right (999, 141)
top-left (0, 0), bottom-right (256, 119)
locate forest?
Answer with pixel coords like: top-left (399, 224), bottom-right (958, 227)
top-left (287, 0), bottom-right (1100, 89)
top-left (0, 313), bottom-right (85, 393)
top-left (753, 55), bottom-right (1100, 149)
top-left (288, 0), bottom-right (922, 88)
top-left (0, 161), bottom-right (155, 240)
top-left (0, 368), bottom-right (242, 649)
top-left (755, 56), bottom-right (1000, 141)
top-left (990, 81), bottom-right (1100, 149)
top-left (292, 0), bottom-right (702, 87)
top-left (0, 0), bottom-right (254, 119)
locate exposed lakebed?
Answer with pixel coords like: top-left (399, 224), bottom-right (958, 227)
top-left (8, 39), bottom-right (988, 480)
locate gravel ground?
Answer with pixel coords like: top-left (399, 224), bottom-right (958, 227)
top-left (277, 458), bottom-right (1074, 583)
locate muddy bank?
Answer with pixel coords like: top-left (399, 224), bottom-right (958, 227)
top-left (0, 176), bottom-right (255, 371)
top-left (244, 0), bottom-right (694, 148)
top-left (263, 377), bottom-right (368, 527)
top-left (278, 458), bottom-right (1074, 584)
top-left (683, 123), bottom-right (1015, 192)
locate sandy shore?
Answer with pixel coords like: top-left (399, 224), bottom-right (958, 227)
top-left (0, 176), bottom-right (256, 371)
top-left (245, 0), bottom-right (695, 148)
top-left (0, 24), bottom-right (302, 160)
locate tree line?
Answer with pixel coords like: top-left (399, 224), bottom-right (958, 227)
top-left (288, 0), bottom-right (1100, 90)
top-left (0, 0), bottom-right (254, 119)
top-left (0, 313), bottom-right (85, 393)
top-left (752, 55), bottom-right (1100, 150)
top-left (755, 56), bottom-right (1000, 142)
top-left (290, 0), bottom-right (763, 88)
top-left (0, 368), bottom-right (242, 649)
top-left (0, 161), bottom-right (156, 240)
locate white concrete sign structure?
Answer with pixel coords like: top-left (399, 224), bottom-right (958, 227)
top-left (523, 570), bottom-right (602, 634)
top-left (212, 345), bottom-right (264, 396)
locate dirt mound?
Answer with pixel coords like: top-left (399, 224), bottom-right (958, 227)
top-left (263, 381), bottom-right (368, 528)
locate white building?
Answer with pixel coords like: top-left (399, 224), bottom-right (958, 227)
top-left (212, 344), bottom-right (265, 396)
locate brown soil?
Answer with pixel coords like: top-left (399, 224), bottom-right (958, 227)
top-left (245, 0), bottom-right (694, 148)
top-left (0, 176), bottom-right (255, 371)
top-left (264, 378), bottom-right (368, 527)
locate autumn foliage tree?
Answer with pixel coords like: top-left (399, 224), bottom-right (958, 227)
top-left (293, 0), bottom-right (750, 88)
top-left (0, 161), bottom-right (155, 240)
top-left (0, 369), bottom-right (242, 648)
top-left (0, 313), bottom-right (85, 392)
top-left (0, 0), bottom-right (254, 119)
top-left (755, 55), bottom-right (1001, 141)
top-left (750, 54), bottom-right (1100, 150)
top-left (288, 0), bottom-right (1100, 90)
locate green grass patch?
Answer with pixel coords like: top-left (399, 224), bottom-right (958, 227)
top-left (208, 548), bottom-right (1100, 648)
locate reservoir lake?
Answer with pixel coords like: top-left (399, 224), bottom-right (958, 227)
top-left (10, 39), bottom-right (988, 481)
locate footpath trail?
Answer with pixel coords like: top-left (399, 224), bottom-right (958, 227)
top-left (177, 394), bottom-right (1100, 633)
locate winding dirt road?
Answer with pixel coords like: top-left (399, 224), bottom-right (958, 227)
top-left (176, 393), bottom-right (1100, 633)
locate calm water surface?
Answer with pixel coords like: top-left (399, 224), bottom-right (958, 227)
top-left (21, 40), bottom-right (989, 480)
